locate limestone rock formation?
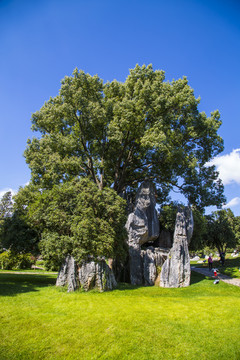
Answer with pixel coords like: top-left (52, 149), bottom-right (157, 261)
top-left (56, 256), bottom-right (116, 292)
top-left (56, 255), bottom-right (78, 292)
top-left (126, 181), bottom-right (159, 285)
top-left (154, 247), bottom-right (169, 268)
top-left (141, 247), bottom-right (156, 286)
top-left (141, 247), bottom-right (169, 286)
top-left (160, 206), bottom-right (193, 288)
top-left (79, 259), bottom-right (117, 292)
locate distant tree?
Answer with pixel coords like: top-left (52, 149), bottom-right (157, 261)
top-left (0, 191), bottom-right (13, 251)
top-left (0, 213), bottom-right (39, 254)
top-left (189, 207), bottom-right (207, 251)
top-left (0, 191), bottom-right (38, 254)
top-left (206, 209), bottom-right (237, 254)
top-left (233, 215), bottom-right (240, 248)
top-left (16, 178), bottom-right (128, 269)
top-left (0, 191), bottom-right (13, 226)
top-left (24, 64), bottom-right (225, 209)
top-left (159, 202), bottom-right (179, 237)
top-left (159, 202), bottom-right (207, 250)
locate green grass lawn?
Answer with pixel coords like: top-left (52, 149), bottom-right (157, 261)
top-left (0, 271), bottom-right (240, 360)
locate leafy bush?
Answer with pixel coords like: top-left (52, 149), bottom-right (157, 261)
top-left (36, 259), bottom-right (45, 266)
top-left (0, 251), bottom-right (15, 270)
top-left (0, 251), bottom-right (34, 270)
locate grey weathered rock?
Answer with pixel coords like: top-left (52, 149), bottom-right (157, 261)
top-left (154, 247), bottom-right (169, 267)
top-left (160, 206), bottom-right (193, 288)
top-left (141, 246), bottom-right (169, 285)
top-left (56, 255), bottom-right (78, 292)
top-left (126, 181), bottom-right (159, 285)
top-left (185, 206), bottom-right (194, 244)
top-left (141, 247), bottom-right (156, 286)
top-left (79, 259), bottom-right (117, 292)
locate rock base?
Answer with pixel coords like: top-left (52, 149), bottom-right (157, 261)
top-left (56, 257), bottom-right (117, 292)
top-left (56, 255), bottom-right (78, 292)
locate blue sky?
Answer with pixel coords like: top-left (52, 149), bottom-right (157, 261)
top-left (0, 0), bottom-right (240, 214)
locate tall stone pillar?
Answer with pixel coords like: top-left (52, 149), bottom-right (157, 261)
top-left (126, 181), bottom-right (159, 285)
top-left (160, 206), bottom-right (193, 288)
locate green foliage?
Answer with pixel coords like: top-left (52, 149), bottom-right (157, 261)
top-left (18, 65), bottom-right (227, 266)
top-left (189, 207), bottom-right (207, 251)
top-left (0, 191), bottom-right (13, 250)
top-left (233, 215), bottom-right (240, 247)
top-left (159, 202), bottom-right (178, 236)
top-left (0, 250), bottom-right (34, 270)
top-left (0, 190), bottom-right (39, 254)
top-left (0, 191), bottom-right (13, 225)
top-left (0, 212), bottom-right (39, 254)
top-left (206, 209), bottom-right (237, 254)
top-left (159, 202), bottom-right (207, 250)
top-left (25, 64), bottom-right (225, 209)
top-left (18, 178), bottom-right (128, 269)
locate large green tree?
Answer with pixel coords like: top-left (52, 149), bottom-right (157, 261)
top-left (25, 64), bottom-right (225, 209)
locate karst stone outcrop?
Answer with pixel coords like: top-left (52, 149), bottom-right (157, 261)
top-left (56, 256), bottom-right (117, 292)
top-left (126, 181), bottom-right (159, 285)
top-left (56, 182), bottom-right (194, 292)
top-left (79, 259), bottom-right (117, 292)
top-left (141, 247), bottom-right (169, 286)
top-left (56, 255), bottom-right (78, 292)
top-left (141, 247), bottom-right (156, 286)
top-left (160, 206), bottom-right (193, 288)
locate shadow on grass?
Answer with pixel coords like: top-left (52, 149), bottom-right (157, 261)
top-left (115, 283), bottom-right (142, 291)
top-left (0, 273), bottom-right (57, 297)
top-left (190, 271), bottom-right (207, 285)
top-left (0, 270), bottom-right (210, 297)
top-left (114, 271), bottom-right (205, 292)
top-left (221, 267), bottom-right (240, 277)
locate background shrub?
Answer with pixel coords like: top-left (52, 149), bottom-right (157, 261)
top-left (0, 251), bottom-right (34, 270)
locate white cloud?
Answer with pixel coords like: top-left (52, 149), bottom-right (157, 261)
top-left (0, 182), bottom-right (30, 200)
top-left (0, 188), bottom-right (17, 199)
top-left (208, 148), bottom-right (240, 185)
top-left (223, 197), bottom-right (240, 209)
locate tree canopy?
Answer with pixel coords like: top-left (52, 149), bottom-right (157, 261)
top-left (25, 64), bottom-right (225, 209)
top-left (0, 191), bottom-right (38, 254)
top-left (0, 191), bottom-right (13, 226)
top-left (206, 209), bottom-right (237, 254)
top-left (159, 202), bottom-right (207, 251)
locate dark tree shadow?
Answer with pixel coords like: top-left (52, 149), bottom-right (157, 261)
top-left (190, 271), bottom-right (209, 285)
top-left (114, 271), bottom-right (205, 292)
top-left (0, 273), bottom-right (57, 297)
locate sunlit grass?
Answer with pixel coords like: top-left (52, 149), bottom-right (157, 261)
top-left (1, 271), bottom-right (240, 359)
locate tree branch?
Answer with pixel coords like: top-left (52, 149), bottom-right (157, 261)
top-left (74, 113), bottom-right (100, 187)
